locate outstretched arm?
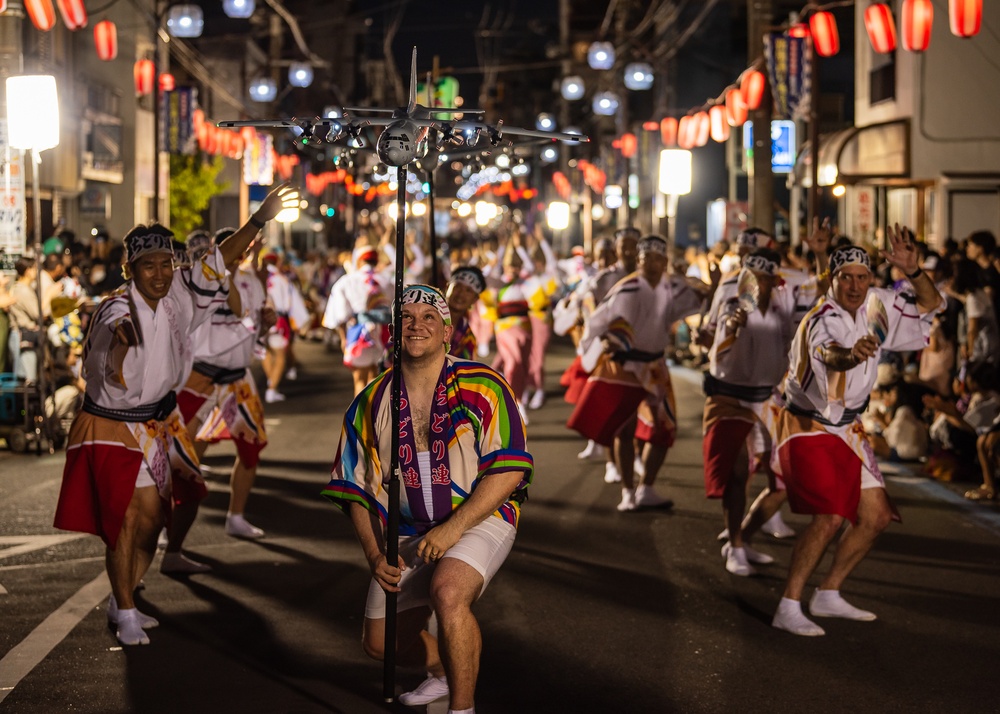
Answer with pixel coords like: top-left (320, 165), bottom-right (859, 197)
top-left (218, 183), bottom-right (299, 267)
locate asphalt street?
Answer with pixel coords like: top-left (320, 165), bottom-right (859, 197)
top-left (1, 338), bottom-right (999, 713)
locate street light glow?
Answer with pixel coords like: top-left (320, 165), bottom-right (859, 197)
top-left (547, 201), bottom-right (570, 230)
top-left (6, 76), bottom-right (60, 151)
top-left (658, 149), bottom-right (693, 196)
top-left (560, 76), bottom-right (585, 100)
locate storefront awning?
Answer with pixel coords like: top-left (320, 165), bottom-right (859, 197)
top-left (794, 119), bottom-right (910, 187)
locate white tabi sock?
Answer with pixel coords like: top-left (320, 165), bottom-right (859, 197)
top-left (448, 709), bottom-right (476, 714)
top-left (772, 597), bottom-right (825, 636)
top-left (809, 589), bottom-right (877, 621)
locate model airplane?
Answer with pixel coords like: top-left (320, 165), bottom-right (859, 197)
top-left (219, 47), bottom-right (588, 167)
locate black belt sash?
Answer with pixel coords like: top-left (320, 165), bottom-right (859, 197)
top-left (784, 397), bottom-right (870, 428)
top-left (703, 373), bottom-right (773, 403)
top-left (498, 302), bottom-right (530, 319)
top-left (83, 391), bottom-right (177, 422)
top-left (612, 349), bottom-right (663, 363)
top-left (193, 361), bottom-right (246, 385)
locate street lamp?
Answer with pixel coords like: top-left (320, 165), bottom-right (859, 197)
top-left (6, 75), bottom-right (60, 451)
top-left (658, 149), bottom-right (692, 248)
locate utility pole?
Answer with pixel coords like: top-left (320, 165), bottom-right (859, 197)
top-left (747, 0), bottom-right (774, 234)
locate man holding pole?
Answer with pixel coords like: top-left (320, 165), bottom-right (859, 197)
top-left (323, 284), bottom-right (532, 713)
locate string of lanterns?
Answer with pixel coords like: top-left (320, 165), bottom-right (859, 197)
top-left (612, 0), bottom-right (985, 157)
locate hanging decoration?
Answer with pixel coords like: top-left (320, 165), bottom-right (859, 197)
top-left (25, 0), bottom-right (57, 31)
top-left (902, 0), bottom-right (933, 52)
top-left (134, 59), bottom-right (155, 96)
top-left (619, 133), bottom-right (637, 158)
top-left (809, 11), bottom-right (840, 57)
top-left (159, 73), bottom-right (176, 92)
top-left (94, 20), bottom-right (118, 61)
top-left (864, 3), bottom-right (897, 53)
top-left (222, 0), bottom-right (255, 19)
top-left (660, 117), bottom-right (678, 147)
top-left (677, 115), bottom-right (696, 150)
top-left (56, 0), bottom-right (87, 29)
top-left (725, 88), bottom-right (748, 127)
top-left (693, 111), bottom-right (711, 147)
top-left (740, 70), bottom-right (766, 111)
top-left (709, 106), bottom-right (729, 143)
top-left (587, 41), bottom-right (615, 70)
top-left (949, 0), bottom-right (982, 38)
top-left (560, 76), bottom-right (585, 101)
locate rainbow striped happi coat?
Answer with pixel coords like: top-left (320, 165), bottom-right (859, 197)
top-left (323, 355), bottom-right (533, 536)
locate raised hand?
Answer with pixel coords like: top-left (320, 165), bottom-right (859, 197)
top-left (804, 217), bottom-right (833, 257)
top-left (881, 223), bottom-right (920, 276)
top-left (253, 182), bottom-right (299, 224)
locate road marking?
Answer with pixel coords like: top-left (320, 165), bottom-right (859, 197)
top-left (0, 571), bottom-right (108, 703)
top-left (0, 535), bottom-right (88, 596)
top-left (0, 535), bottom-right (87, 561)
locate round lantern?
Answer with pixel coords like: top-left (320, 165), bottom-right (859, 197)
top-left (587, 41), bottom-right (615, 71)
top-left (864, 4), bottom-right (897, 54)
top-left (619, 133), bottom-right (637, 159)
top-left (902, 0), bottom-right (933, 52)
top-left (642, 121), bottom-right (660, 132)
top-left (809, 11), bottom-right (840, 57)
top-left (560, 76), bottom-right (585, 101)
top-left (249, 76), bottom-right (277, 102)
top-left (623, 62), bottom-right (654, 91)
top-left (709, 106), bottom-right (730, 143)
top-left (677, 116), bottom-right (696, 150)
top-left (693, 111), bottom-right (711, 147)
top-left (94, 20), bottom-right (118, 61)
top-left (592, 91), bottom-right (620, 116)
top-left (660, 117), bottom-right (678, 147)
top-left (288, 62), bottom-right (313, 88)
top-left (165, 4), bottom-right (204, 38)
top-left (56, 0), bottom-right (87, 29)
top-left (134, 59), bottom-right (155, 96)
top-left (725, 88), bottom-right (748, 127)
top-left (222, 0), bottom-right (255, 19)
top-left (950, 0), bottom-right (982, 38)
top-left (25, 0), bottom-right (56, 31)
top-left (789, 21), bottom-right (810, 39)
top-left (740, 70), bottom-right (766, 111)
top-left (159, 73), bottom-right (175, 92)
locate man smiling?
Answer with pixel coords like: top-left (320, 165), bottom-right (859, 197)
top-left (770, 226), bottom-right (943, 636)
top-left (323, 284), bottom-right (532, 713)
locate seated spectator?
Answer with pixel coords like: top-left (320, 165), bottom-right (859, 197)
top-left (924, 361), bottom-right (1000, 481)
top-left (919, 313), bottom-right (957, 397)
top-left (948, 257), bottom-right (1000, 366)
top-left (869, 377), bottom-right (930, 462)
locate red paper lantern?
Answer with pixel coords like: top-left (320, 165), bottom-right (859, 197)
top-left (660, 117), bottom-right (678, 147)
top-left (25, 0), bottom-right (56, 31)
top-left (158, 73), bottom-right (175, 92)
top-left (809, 11), bottom-right (840, 57)
top-left (725, 88), bottom-right (747, 127)
top-left (950, 0), bottom-right (982, 38)
top-left (94, 20), bottom-right (117, 61)
top-left (642, 121), bottom-right (659, 132)
top-left (709, 106), bottom-right (730, 143)
top-left (788, 22), bottom-right (810, 39)
top-left (134, 59), bottom-right (155, 96)
top-left (677, 116), bottom-right (696, 149)
top-left (740, 70), bottom-right (766, 111)
top-left (693, 111), bottom-right (710, 147)
top-left (902, 0), bottom-right (933, 52)
top-left (240, 125), bottom-right (257, 147)
top-left (56, 0), bottom-right (87, 29)
top-left (619, 133), bottom-right (637, 159)
top-left (864, 4), bottom-right (897, 53)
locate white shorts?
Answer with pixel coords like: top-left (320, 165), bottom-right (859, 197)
top-left (364, 516), bottom-right (516, 619)
top-left (135, 463), bottom-right (155, 489)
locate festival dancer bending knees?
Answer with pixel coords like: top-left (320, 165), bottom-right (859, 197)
top-left (567, 235), bottom-right (712, 511)
top-left (323, 285), bottom-right (532, 713)
top-left (51, 181), bottom-right (297, 646)
top-left (770, 226), bottom-right (943, 636)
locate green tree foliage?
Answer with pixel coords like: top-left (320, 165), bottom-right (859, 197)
top-left (169, 154), bottom-right (229, 240)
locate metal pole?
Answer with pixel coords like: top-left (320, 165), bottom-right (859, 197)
top-left (382, 163), bottom-right (407, 702)
top-left (30, 149), bottom-right (50, 452)
top-left (427, 168), bottom-right (439, 288)
top-left (807, 37), bottom-right (820, 232)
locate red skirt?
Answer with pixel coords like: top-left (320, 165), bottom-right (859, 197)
top-left (560, 355), bottom-right (590, 405)
top-left (778, 433), bottom-right (862, 522)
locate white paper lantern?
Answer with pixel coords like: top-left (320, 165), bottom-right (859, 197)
top-left (165, 4), bottom-right (204, 38)
top-left (624, 62), bottom-right (654, 91)
top-left (222, 0), bottom-right (255, 19)
top-left (587, 41), bottom-right (615, 70)
top-left (592, 91), bottom-right (620, 116)
top-left (249, 76), bottom-right (277, 102)
top-left (560, 76), bottom-right (585, 100)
